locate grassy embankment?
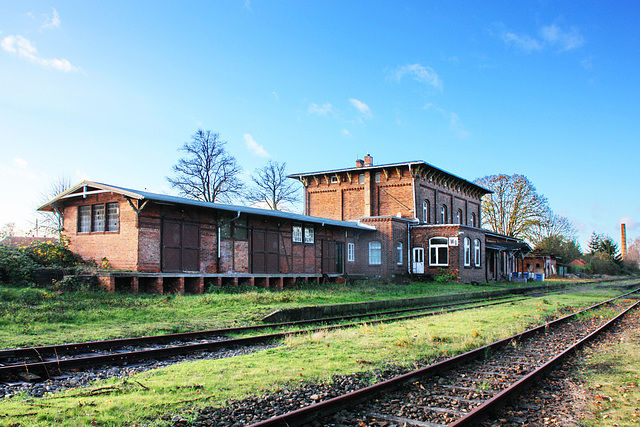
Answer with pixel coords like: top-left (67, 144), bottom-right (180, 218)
top-left (0, 280), bottom-right (631, 426)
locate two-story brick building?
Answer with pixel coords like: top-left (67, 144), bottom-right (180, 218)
top-left (38, 154), bottom-right (529, 293)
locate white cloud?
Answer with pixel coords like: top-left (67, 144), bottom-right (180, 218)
top-left (1, 158), bottom-right (42, 182)
top-left (424, 103), bottom-right (470, 139)
top-left (308, 102), bottom-right (335, 116)
top-left (392, 64), bottom-right (443, 91)
top-left (349, 98), bottom-right (372, 119)
top-left (540, 24), bottom-right (584, 51)
top-left (620, 216), bottom-right (638, 232)
top-left (42, 8), bottom-right (60, 29)
top-left (1, 34), bottom-right (80, 72)
top-left (501, 31), bottom-right (543, 53)
top-left (271, 91), bottom-right (279, 101)
top-left (341, 129), bottom-right (352, 137)
top-left (495, 22), bottom-right (585, 54)
top-left (244, 134), bottom-right (270, 158)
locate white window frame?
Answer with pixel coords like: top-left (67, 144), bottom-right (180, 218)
top-left (347, 243), bottom-right (355, 262)
top-left (369, 241), bottom-right (382, 265)
top-left (375, 172), bottom-right (381, 183)
top-left (358, 174), bottom-right (364, 184)
top-left (423, 200), bottom-right (429, 223)
top-left (456, 209), bottom-right (462, 224)
top-left (474, 239), bottom-right (481, 267)
top-left (429, 237), bottom-right (449, 266)
top-left (464, 237), bottom-right (471, 266)
top-left (471, 213), bottom-right (476, 228)
top-left (304, 226), bottom-right (314, 244)
top-left (396, 242), bottom-right (403, 265)
top-left (292, 225), bottom-right (303, 243)
top-left (440, 205), bottom-right (447, 224)
top-left (330, 175), bottom-right (338, 184)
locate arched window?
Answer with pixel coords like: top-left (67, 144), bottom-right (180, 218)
top-left (474, 239), bottom-right (481, 267)
top-left (470, 212), bottom-right (477, 228)
top-left (464, 237), bottom-right (471, 266)
top-left (440, 205), bottom-right (448, 224)
top-left (429, 237), bottom-right (448, 266)
top-left (396, 242), bottom-right (403, 265)
top-left (423, 200), bottom-right (430, 223)
top-left (369, 241), bottom-right (381, 265)
top-left (456, 209), bottom-right (462, 224)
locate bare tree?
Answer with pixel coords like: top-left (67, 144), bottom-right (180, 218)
top-left (474, 174), bottom-right (548, 242)
top-left (35, 176), bottom-right (71, 237)
top-left (245, 160), bottom-right (300, 210)
top-left (167, 129), bottom-right (243, 203)
top-left (1, 222), bottom-right (16, 239)
top-left (529, 209), bottom-right (577, 245)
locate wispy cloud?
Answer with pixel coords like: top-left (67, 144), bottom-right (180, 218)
top-left (244, 134), bottom-right (270, 158)
top-left (540, 24), bottom-right (584, 52)
top-left (42, 8), bottom-right (60, 29)
top-left (349, 98), bottom-right (372, 119)
top-left (1, 158), bottom-right (42, 181)
top-left (391, 64), bottom-right (443, 91)
top-left (341, 129), bottom-right (352, 137)
top-left (1, 35), bottom-right (80, 72)
top-left (424, 103), bottom-right (470, 139)
top-left (495, 22), bottom-right (585, 54)
top-left (308, 102), bottom-right (335, 117)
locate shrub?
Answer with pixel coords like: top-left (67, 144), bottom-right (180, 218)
top-left (434, 269), bottom-right (457, 284)
top-left (0, 245), bottom-right (37, 285)
top-left (22, 241), bottom-right (84, 268)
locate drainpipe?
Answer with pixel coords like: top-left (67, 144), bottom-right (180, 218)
top-left (408, 163), bottom-right (417, 275)
top-left (217, 211), bottom-right (241, 259)
top-left (407, 223), bottom-right (412, 275)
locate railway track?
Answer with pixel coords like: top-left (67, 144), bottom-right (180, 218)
top-left (0, 294), bottom-right (530, 383)
top-left (242, 290), bottom-right (639, 427)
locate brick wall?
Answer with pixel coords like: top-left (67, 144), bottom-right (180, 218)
top-left (410, 225), bottom-right (486, 283)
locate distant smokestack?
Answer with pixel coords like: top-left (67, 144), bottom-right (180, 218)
top-left (621, 223), bottom-right (627, 260)
top-left (364, 153), bottom-right (373, 167)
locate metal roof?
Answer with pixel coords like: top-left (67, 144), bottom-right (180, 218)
top-left (288, 160), bottom-right (491, 194)
top-left (38, 180), bottom-right (376, 231)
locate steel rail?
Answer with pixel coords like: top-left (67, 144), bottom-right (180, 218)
top-left (248, 289), bottom-right (640, 427)
top-left (0, 296), bottom-right (528, 379)
top-left (0, 295), bottom-right (526, 360)
top-left (449, 300), bottom-right (640, 426)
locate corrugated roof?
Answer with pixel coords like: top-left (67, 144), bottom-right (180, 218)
top-left (38, 181), bottom-right (376, 231)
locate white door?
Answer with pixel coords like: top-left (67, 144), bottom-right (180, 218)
top-left (412, 247), bottom-right (424, 274)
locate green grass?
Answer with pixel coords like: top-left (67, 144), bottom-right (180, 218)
top-left (579, 310), bottom-right (640, 426)
top-left (0, 286), bottom-right (621, 426)
top-left (0, 279), bottom-right (590, 348)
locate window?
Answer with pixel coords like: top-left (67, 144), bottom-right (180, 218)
top-left (422, 200), bottom-right (430, 223)
top-left (233, 216), bottom-right (248, 240)
top-left (429, 237), bottom-right (448, 266)
top-left (78, 206), bottom-right (91, 233)
top-left (470, 212), bottom-right (476, 228)
top-left (375, 172), bottom-right (381, 183)
top-left (456, 209), bottom-right (462, 224)
top-left (92, 204), bottom-right (105, 232)
top-left (396, 242), bottom-right (403, 265)
top-left (78, 203), bottom-right (119, 233)
top-left (304, 226), bottom-right (314, 244)
top-left (440, 205), bottom-right (448, 224)
top-left (106, 202), bottom-right (119, 232)
top-left (464, 237), bottom-right (471, 266)
top-left (358, 174), bottom-right (364, 184)
top-left (292, 225), bottom-right (303, 243)
top-left (347, 243), bottom-right (355, 262)
top-left (474, 239), bottom-right (481, 267)
top-left (369, 241), bottom-right (381, 265)
top-left (330, 175), bottom-right (338, 184)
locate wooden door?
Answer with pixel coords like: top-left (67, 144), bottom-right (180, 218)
top-left (322, 240), bottom-right (337, 274)
top-left (252, 229), bottom-right (280, 273)
top-left (162, 219), bottom-right (200, 272)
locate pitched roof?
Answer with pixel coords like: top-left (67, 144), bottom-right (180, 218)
top-left (38, 181), bottom-right (375, 231)
top-left (288, 160), bottom-right (491, 195)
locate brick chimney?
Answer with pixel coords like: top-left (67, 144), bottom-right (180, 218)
top-left (355, 159), bottom-right (364, 168)
top-left (621, 223), bottom-right (627, 260)
top-left (364, 153), bottom-right (373, 167)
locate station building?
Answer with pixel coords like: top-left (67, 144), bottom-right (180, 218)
top-left (38, 154), bottom-right (530, 293)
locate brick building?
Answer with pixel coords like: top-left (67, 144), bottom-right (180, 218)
top-left (38, 155), bottom-right (530, 293)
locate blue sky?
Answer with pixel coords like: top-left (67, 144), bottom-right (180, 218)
top-left (1, 1), bottom-right (639, 251)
